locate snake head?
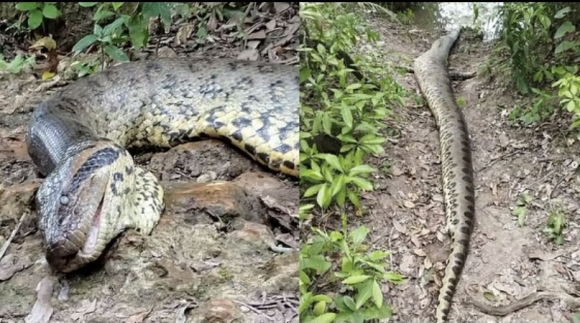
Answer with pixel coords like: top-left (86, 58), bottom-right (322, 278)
top-left (36, 141), bottom-right (132, 272)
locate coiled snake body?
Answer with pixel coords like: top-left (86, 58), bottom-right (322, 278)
top-left (413, 29), bottom-right (475, 322)
top-left (26, 57), bottom-right (299, 272)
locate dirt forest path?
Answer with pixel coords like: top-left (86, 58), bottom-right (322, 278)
top-left (360, 15), bottom-right (580, 323)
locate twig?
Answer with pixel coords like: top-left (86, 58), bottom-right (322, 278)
top-left (231, 300), bottom-right (275, 321)
top-left (475, 151), bottom-right (520, 174)
top-left (0, 211), bottom-right (28, 261)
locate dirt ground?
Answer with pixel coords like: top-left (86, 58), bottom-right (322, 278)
top-left (0, 3), bottom-right (299, 323)
top-left (358, 15), bottom-right (580, 323)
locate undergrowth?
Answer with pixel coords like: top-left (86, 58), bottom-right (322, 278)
top-left (1, 2), bottom-right (264, 77)
top-left (299, 3), bottom-right (405, 322)
top-left (492, 3), bottom-right (580, 137)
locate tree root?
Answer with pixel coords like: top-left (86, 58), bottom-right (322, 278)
top-left (466, 286), bottom-right (580, 317)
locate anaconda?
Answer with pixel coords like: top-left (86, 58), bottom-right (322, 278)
top-left (413, 29), bottom-right (475, 322)
top-left (25, 57), bottom-right (298, 273)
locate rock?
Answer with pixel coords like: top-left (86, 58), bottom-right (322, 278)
top-left (162, 181), bottom-right (266, 224)
top-left (261, 252), bottom-right (298, 291)
top-left (0, 179), bottom-right (41, 219)
top-left (189, 298), bottom-right (242, 323)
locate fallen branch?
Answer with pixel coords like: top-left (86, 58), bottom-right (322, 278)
top-left (0, 211), bottom-right (28, 261)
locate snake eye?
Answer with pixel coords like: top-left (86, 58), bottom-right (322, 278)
top-left (60, 195), bottom-right (70, 206)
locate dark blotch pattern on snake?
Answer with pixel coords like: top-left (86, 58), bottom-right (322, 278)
top-left (412, 29), bottom-right (475, 323)
top-left (25, 57), bottom-right (298, 272)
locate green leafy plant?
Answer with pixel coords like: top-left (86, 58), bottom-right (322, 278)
top-left (72, 2), bottom-right (173, 65)
top-left (299, 3), bottom-right (406, 322)
top-left (544, 206), bottom-right (566, 245)
top-left (300, 223), bottom-right (403, 323)
top-left (15, 2), bottom-right (60, 30)
top-left (0, 54), bottom-right (36, 74)
top-left (511, 192), bottom-right (532, 227)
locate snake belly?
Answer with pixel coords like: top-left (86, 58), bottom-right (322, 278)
top-left (25, 57), bottom-right (299, 273)
top-left (413, 29), bottom-right (475, 323)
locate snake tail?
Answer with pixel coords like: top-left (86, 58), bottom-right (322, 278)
top-left (413, 28), bottom-right (476, 323)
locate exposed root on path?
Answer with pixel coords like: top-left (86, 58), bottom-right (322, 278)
top-left (466, 285), bottom-right (580, 317)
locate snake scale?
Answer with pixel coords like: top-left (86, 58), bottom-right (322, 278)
top-left (25, 57), bottom-right (299, 273)
top-left (413, 29), bottom-right (475, 322)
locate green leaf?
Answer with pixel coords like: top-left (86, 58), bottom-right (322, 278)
top-left (355, 279), bottom-right (374, 310)
top-left (341, 104), bottom-right (353, 129)
top-left (317, 183), bottom-right (331, 209)
top-left (111, 2), bottom-right (125, 11)
top-left (372, 280), bottom-right (383, 308)
top-left (349, 226), bottom-right (369, 245)
top-left (567, 100), bottom-right (576, 112)
top-left (369, 250), bottom-right (389, 261)
top-left (331, 174), bottom-right (347, 197)
top-left (15, 2), bottom-right (38, 11)
top-left (313, 301), bottom-right (327, 316)
top-left (342, 275), bottom-right (371, 285)
top-left (301, 255), bottom-right (332, 274)
top-left (27, 9), bottom-right (43, 29)
top-left (103, 17), bottom-right (126, 36)
top-left (42, 4), bottom-right (59, 19)
top-left (104, 45), bottom-right (129, 62)
top-left (310, 313), bottom-right (337, 323)
top-left (94, 24), bottom-right (103, 36)
top-left (299, 270), bottom-right (310, 285)
top-left (323, 154), bottom-right (343, 172)
top-left (346, 83), bottom-right (362, 91)
top-left (128, 14), bottom-right (148, 50)
top-left (343, 296), bottom-right (356, 311)
top-left (555, 41), bottom-right (576, 55)
top-left (300, 68), bottom-right (311, 83)
top-left (554, 6), bottom-right (571, 19)
top-left (93, 8), bottom-right (115, 22)
top-left (141, 2), bottom-right (171, 26)
top-left (384, 271), bottom-right (404, 283)
top-left (349, 165), bottom-right (376, 177)
top-left (78, 2), bottom-right (98, 7)
top-left (72, 34), bottom-right (98, 54)
top-left (304, 183), bottom-right (324, 198)
top-left (298, 292), bottom-right (314, 315)
top-left (554, 21), bottom-right (575, 39)
top-left (347, 189), bottom-right (361, 208)
top-left (350, 177), bottom-right (374, 191)
top-left (313, 294), bottom-right (334, 303)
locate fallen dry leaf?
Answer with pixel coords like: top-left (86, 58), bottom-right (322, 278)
top-left (237, 49), bottom-right (259, 61)
top-left (125, 309), bottom-right (152, 323)
top-left (265, 19), bottom-right (276, 30)
top-left (0, 256), bottom-right (33, 281)
top-left (413, 249), bottom-right (427, 257)
top-left (392, 219), bottom-right (407, 234)
top-left (248, 30), bottom-right (266, 40)
top-left (175, 24), bottom-right (194, 46)
top-left (29, 36), bottom-right (57, 52)
top-left (25, 277), bottom-right (54, 323)
top-left (403, 200), bottom-right (415, 208)
top-left (274, 2), bottom-right (290, 13)
top-left (247, 40), bottom-right (261, 50)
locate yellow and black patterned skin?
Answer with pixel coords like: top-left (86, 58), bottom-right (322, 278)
top-left (413, 29), bottom-right (475, 323)
top-left (25, 57), bottom-right (298, 272)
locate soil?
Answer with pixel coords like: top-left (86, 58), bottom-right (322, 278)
top-left (0, 3), bottom-right (299, 323)
top-left (357, 14), bottom-right (580, 323)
